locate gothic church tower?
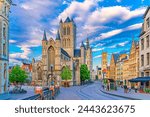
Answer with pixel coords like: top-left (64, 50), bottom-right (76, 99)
top-left (59, 17), bottom-right (76, 57)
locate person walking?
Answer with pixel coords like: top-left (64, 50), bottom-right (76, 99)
top-left (128, 85), bottom-right (131, 93)
top-left (135, 84), bottom-right (138, 93)
top-left (124, 85), bottom-right (127, 93)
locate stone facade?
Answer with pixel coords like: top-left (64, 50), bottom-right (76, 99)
top-left (122, 40), bottom-right (139, 86)
top-left (101, 52), bottom-right (108, 78)
top-left (32, 17), bottom-right (92, 86)
top-left (139, 7), bottom-right (150, 77)
top-left (138, 7), bottom-right (150, 88)
top-left (123, 59), bottom-right (129, 85)
top-left (0, 0), bottom-right (11, 93)
top-left (116, 54), bottom-right (128, 85)
top-left (21, 61), bottom-right (32, 82)
top-left (106, 66), bottom-right (110, 79)
top-left (96, 66), bottom-right (102, 80)
top-left (110, 54), bottom-right (119, 80)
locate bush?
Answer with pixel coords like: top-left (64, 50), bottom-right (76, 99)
top-left (144, 88), bottom-right (150, 93)
top-left (80, 64), bottom-right (90, 82)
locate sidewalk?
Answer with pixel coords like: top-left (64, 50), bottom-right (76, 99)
top-left (0, 86), bottom-right (35, 100)
top-left (100, 87), bottom-right (150, 100)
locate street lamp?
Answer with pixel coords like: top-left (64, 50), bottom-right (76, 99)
top-left (47, 65), bottom-right (54, 86)
top-left (50, 65), bottom-right (54, 86)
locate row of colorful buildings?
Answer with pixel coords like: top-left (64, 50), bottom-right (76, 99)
top-left (97, 7), bottom-right (150, 89)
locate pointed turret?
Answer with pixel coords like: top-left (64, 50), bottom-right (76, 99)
top-left (42, 30), bottom-right (47, 41)
top-left (81, 41), bottom-right (85, 48)
top-left (86, 38), bottom-right (90, 49)
top-left (65, 17), bottom-right (71, 23)
top-left (60, 19), bottom-right (63, 23)
top-left (71, 18), bottom-right (74, 22)
top-left (56, 30), bottom-right (61, 40)
top-left (32, 58), bottom-right (35, 63)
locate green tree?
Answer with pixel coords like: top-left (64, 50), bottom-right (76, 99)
top-left (61, 66), bottom-right (72, 81)
top-left (9, 66), bottom-right (28, 85)
top-left (80, 64), bottom-right (90, 82)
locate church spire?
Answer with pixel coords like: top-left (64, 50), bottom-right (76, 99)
top-left (60, 19), bottom-right (63, 23)
top-left (56, 30), bottom-right (61, 40)
top-left (86, 38), bottom-right (90, 48)
top-left (65, 17), bottom-right (71, 23)
top-left (81, 41), bottom-right (85, 48)
top-left (42, 30), bottom-right (47, 41)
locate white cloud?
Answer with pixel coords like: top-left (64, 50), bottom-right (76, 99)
top-left (109, 45), bottom-right (117, 49)
top-left (94, 43), bottom-right (105, 47)
top-left (118, 41), bottom-right (129, 46)
top-left (9, 58), bottom-right (22, 66)
top-left (91, 23), bottom-right (142, 43)
top-left (9, 40), bottom-right (17, 44)
top-left (94, 55), bottom-right (102, 59)
top-left (92, 47), bottom-right (104, 52)
top-left (126, 23), bottom-right (142, 30)
top-left (57, 0), bottom-right (97, 21)
top-left (116, 0), bottom-right (122, 2)
top-left (87, 6), bottom-right (146, 25)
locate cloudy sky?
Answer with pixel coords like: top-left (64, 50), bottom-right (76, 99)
top-left (9, 0), bottom-right (149, 69)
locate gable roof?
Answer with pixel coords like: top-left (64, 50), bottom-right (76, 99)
top-left (42, 30), bottom-right (47, 41)
top-left (113, 54), bottom-right (120, 64)
top-left (129, 40), bottom-right (139, 55)
top-left (64, 17), bottom-right (71, 23)
top-left (81, 41), bottom-right (85, 48)
top-left (56, 30), bottom-right (61, 40)
top-left (61, 48), bottom-right (70, 58)
top-left (144, 6), bottom-right (150, 18)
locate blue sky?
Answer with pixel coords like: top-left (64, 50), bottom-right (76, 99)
top-left (9, 0), bottom-right (150, 69)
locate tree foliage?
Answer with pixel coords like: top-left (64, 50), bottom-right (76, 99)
top-left (80, 64), bottom-right (90, 81)
top-left (9, 66), bottom-right (28, 84)
top-left (61, 66), bottom-right (72, 81)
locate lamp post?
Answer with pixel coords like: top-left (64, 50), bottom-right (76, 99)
top-left (47, 65), bottom-right (54, 86)
top-left (50, 65), bottom-right (54, 86)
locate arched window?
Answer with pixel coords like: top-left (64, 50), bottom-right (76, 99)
top-left (48, 46), bottom-right (55, 71)
top-left (64, 39), bottom-right (66, 47)
top-left (67, 27), bottom-right (70, 35)
top-left (3, 43), bottom-right (6, 56)
top-left (4, 63), bottom-right (7, 79)
top-left (68, 39), bottom-right (70, 47)
top-left (4, 6), bottom-right (7, 16)
top-left (3, 24), bottom-right (6, 40)
top-left (64, 27), bottom-right (67, 35)
top-left (66, 39), bottom-right (68, 47)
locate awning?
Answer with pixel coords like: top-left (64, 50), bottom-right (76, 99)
top-left (128, 77), bottom-right (150, 83)
top-left (107, 79), bottom-right (115, 82)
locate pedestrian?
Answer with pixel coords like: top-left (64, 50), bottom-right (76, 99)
top-left (107, 84), bottom-right (109, 91)
top-left (102, 84), bottom-right (104, 90)
top-left (135, 84), bottom-right (138, 93)
top-left (124, 85), bottom-right (127, 93)
top-left (128, 85), bottom-right (131, 93)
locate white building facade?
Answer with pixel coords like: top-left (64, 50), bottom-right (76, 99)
top-left (0, 0), bottom-right (12, 93)
top-left (139, 7), bottom-right (150, 77)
